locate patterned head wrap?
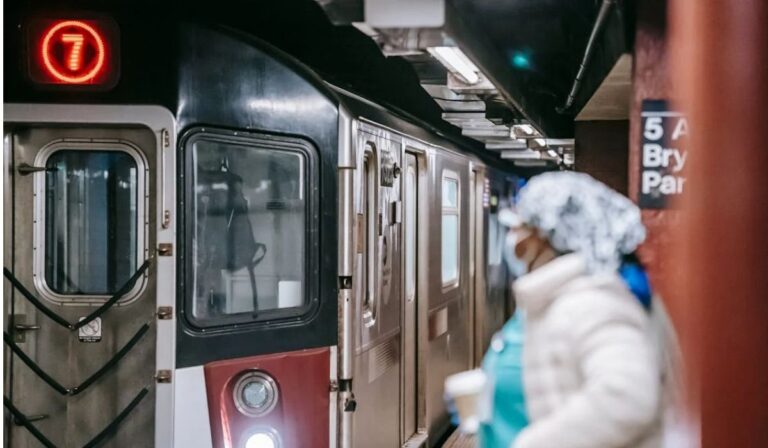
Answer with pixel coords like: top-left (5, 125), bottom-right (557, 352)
top-left (516, 172), bottom-right (646, 273)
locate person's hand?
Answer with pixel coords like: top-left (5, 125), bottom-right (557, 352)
top-left (444, 392), bottom-right (461, 427)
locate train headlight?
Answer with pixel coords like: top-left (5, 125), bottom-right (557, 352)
top-left (244, 430), bottom-right (279, 448)
top-left (233, 371), bottom-right (279, 417)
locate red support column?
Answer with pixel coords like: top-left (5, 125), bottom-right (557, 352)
top-left (669, 1), bottom-right (768, 446)
top-left (628, 0), bottom-right (680, 300)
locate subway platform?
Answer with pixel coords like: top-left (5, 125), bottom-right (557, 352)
top-left (442, 430), bottom-right (476, 448)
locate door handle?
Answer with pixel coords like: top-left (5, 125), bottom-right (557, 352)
top-left (13, 414), bottom-right (49, 425)
top-left (16, 163), bottom-right (51, 175)
top-left (11, 315), bottom-right (39, 342)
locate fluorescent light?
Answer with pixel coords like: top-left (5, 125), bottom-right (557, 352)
top-left (427, 47), bottom-right (480, 85)
top-left (351, 22), bottom-right (378, 37)
top-left (518, 124), bottom-right (535, 135)
top-left (534, 138), bottom-right (547, 147)
top-left (514, 160), bottom-right (548, 167)
top-left (510, 124), bottom-right (538, 139)
top-left (501, 149), bottom-right (541, 160)
top-left (547, 149), bottom-right (559, 158)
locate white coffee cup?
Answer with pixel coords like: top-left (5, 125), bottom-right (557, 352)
top-left (444, 369), bottom-right (487, 433)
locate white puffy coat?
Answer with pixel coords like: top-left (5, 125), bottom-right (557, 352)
top-left (512, 254), bottom-right (663, 448)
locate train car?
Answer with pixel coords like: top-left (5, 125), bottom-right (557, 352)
top-left (3, 6), bottom-right (521, 448)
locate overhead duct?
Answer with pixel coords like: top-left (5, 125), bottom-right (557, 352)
top-left (558, 0), bottom-right (617, 113)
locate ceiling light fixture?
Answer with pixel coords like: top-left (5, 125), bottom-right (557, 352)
top-left (427, 46), bottom-right (480, 85)
top-left (510, 124), bottom-right (538, 139)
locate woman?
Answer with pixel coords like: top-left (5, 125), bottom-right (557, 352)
top-left (506, 172), bottom-right (665, 448)
top-left (476, 208), bottom-right (529, 448)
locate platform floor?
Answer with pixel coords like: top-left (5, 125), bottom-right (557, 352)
top-left (441, 429), bottom-right (477, 448)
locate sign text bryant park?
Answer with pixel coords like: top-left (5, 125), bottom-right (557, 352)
top-left (639, 100), bottom-right (689, 209)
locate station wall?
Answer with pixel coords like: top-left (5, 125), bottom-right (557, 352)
top-left (574, 120), bottom-right (629, 197)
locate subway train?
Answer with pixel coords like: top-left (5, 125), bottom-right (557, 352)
top-left (3, 7), bottom-right (522, 448)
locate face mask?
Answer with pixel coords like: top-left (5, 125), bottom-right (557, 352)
top-left (503, 229), bottom-right (529, 278)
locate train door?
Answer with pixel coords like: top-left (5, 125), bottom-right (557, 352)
top-left (3, 105), bottom-right (176, 447)
top-left (353, 133), bottom-right (402, 448)
top-left (401, 152), bottom-right (419, 444)
top-left (471, 168), bottom-right (488, 366)
top-left (468, 169), bottom-right (477, 367)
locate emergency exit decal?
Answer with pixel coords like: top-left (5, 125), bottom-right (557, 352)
top-left (639, 100), bottom-right (688, 209)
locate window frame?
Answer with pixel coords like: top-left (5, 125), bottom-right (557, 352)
top-left (180, 129), bottom-right (320, 331)
top-left (441, 169), bottom-right (461, 289)
top-left (404, 161), bottom-right (417, 303)
top-left (361, 143), bottom-right (378, 327)
top-left (32, 139), bottom-right (149, 305)
top-left (488, 211), bottom-right (504, 267)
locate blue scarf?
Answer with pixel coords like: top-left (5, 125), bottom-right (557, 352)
top-left (619, 262), bottom-right (653, 311)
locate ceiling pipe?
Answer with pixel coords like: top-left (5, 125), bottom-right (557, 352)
top-left (557, 0), bottom-right (617, 113)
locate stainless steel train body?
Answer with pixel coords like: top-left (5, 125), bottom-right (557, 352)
top-left (336, 90), bottom-right (520, 447)
top-left (4, 9), bottom-right (520, 447)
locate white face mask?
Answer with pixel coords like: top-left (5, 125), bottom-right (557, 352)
top-left (503, 228), bottom-right (529, 278)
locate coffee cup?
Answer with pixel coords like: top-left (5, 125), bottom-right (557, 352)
top-left (444, 369), bottom-right (487, 433)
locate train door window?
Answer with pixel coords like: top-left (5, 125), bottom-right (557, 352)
top-left (405, 161), bottom-right (416, 302)
top-left (488, 211), bottom-right (503, 266)
top-left (39, 144), bottom-right (146, 301)
top-left (361, 146), bottom-right (377, 326)
top-left (442, 171), bottom-right (460, 286)
top-left (186, 133), bottom-right (315, 327)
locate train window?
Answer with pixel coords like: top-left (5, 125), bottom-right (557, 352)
top-left (405, 163), bottom-right (416, 302)
top-left (361, 147), bottom-right (377, 326)
top-left (43, 148), bottom-right (142, 297)
top-left (488, 212), bottom-right (503, 266)
top-left (187, 134), bottom-right (312, 327)
top-left (442, 171), bottom-right (460, 286)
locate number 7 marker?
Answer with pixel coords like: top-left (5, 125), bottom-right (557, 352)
top-left (61, 33), bottom-right (84, 71)
top-left (41, 20), bottom-right (106, 84)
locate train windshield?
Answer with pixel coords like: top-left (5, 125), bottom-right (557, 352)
top-left (189, 137), bottom-right (309, 326)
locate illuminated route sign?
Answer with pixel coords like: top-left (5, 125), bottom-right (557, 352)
top-left (27, 17), bottom-right (120, 88)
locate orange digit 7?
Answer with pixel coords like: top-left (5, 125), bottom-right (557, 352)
top-left (61, 33), bottom-right (85, 71)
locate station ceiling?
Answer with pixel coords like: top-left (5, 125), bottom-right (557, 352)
top-left (446, 0), bottom-right (633, 136)
top-left (8, 0), bottom-right (633, 166)
top-left (178, 0), bottom-right (632, 165)
top-left (313, 0), bottom-right (635, 165)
